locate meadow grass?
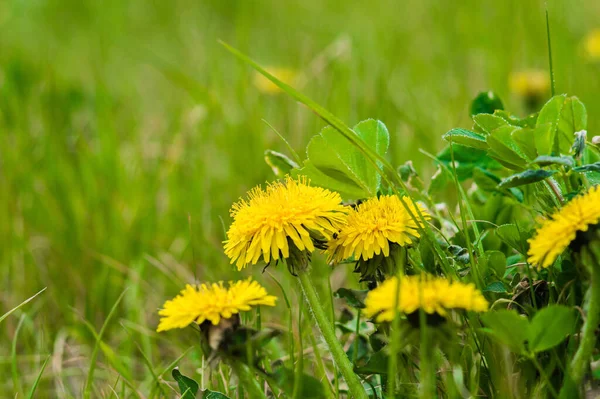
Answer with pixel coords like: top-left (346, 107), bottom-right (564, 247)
top-left (2, 0), bottom-right (600, 397)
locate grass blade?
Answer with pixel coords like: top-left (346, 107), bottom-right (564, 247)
top-left (0, 287), bottom-right (47, 324)
top-left (27, 355), bottom-right (50, 399)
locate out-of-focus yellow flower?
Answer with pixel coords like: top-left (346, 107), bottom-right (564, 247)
top-left (224, 176), bottom-right (348, 270)
top-left (364, 275), bottom-right (488, 323)
top-left (528, 186), bottom-right (600, 268)
top-left (583, 29), bottom-right (600, 61)
top-left (253, 67), bottom-right (299, 94)
top-left (327, 195), bottom-right (430, 264)
top-left (509, 69), bottom-right (550, 98)
top-left (157, 278), bottom-right (276, 332)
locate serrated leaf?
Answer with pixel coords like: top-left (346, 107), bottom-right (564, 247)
top-left (470, 91), bottom-right (504, 116)
top-left (528, 305), bottom-right (576, 353)
top-left (334, 288), bottom-right (367, 309)
top-left (473, 113), bottom-right (509, 135)
top-left (531, 155), bottom-right (574, 168)
top-left (294, 119), bottom-right (389, 199)
top-left (443, 128), bottom-right (488, 150)
top-left (172, 368), bottom-right (199, 399)
top-left (436, 144), bottom-right (500, 181)
top-left (498, 169), bottom-right (556, 189)
top-left (481, 310), bottom-right (529, 354)
top-left (264, 150), bottom-right (299, 177)
top-left (494, 110), bottom-right (538, 128)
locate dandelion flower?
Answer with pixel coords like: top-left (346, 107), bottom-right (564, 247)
top-left (253, 67), bottom-right (299, 94)
top-left (327, 195), bottom-right (430, 264)
top-left (509, 69), bottom-right (549, 98)
top-left (528, 186), bottom-right (600, 268)
top-left (157, 278), bottom-right (277, 332)
top-left (224, 176), bottom-right (348, 270)
top-left (364, 275), bottom-right (488, 323)
top-left (583, 29), bottom-right (600, 61)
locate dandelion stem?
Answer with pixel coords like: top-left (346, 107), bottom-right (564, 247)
top-left (569, 246), bottom-right (600, 387)
top-left (297, 269), bottom-right (369, 399)
top-left (228, 361), bottom-right (267, 399)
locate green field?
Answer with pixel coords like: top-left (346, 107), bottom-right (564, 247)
top-left (2, 0), bottom-right (600, 397)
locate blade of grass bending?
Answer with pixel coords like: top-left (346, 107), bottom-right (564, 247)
top-left (27, 355), bottom-right (50, 399)
top-left (83, 289), bottom-right (129, 399)
top-left (262, 119), bottom-right (302, 164)
top-left (0, 287), bottom-right (47, 324)
top-left (219, 41), bottom-right (451, 275)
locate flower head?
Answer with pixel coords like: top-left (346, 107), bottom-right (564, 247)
top-left (157, 278), bottom-right (277, 332)
top-left (364, 275), bottom-right (488, 323)
top-left (509, 69), bottom-right (549, 98)
top-left (528, 186), bottom-right (600, 268)
top-left (583, 29), bottom-right (600, 61)
top-left (327, 195), bottom-right (430, 264)
top-left (224, 176), bottom-right (348, 270)
top-left (253, 67), bottom-right (299, 94)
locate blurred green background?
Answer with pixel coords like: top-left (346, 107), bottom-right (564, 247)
top-left (1, 0), bottom-right (600, 395)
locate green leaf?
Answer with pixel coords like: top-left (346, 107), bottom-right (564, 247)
top-left (334, 288), bottom-right (367, 309)
top-left (482, 281), bottom-right (507, 293)
top-left (494, 110), bottom-right (538, 128)
top-left (536, 95), bottom-right (587, 155)
top-left (436, 144), bottom-right (500, 181)
top-left (572, 130), bottom-right (587, 159)
top-left (354, 349), bottom-right (389, 375)
top-left (202, 390), bottom-right (231, 399)
top-left (443, 128), bottom-right (488, 150)
top-left (487, 126), bottom-right (528, 170)
top-left (473, 113), bottom-right (509, 135)
top-left (531, 155), bottom-right (575, 168)
top-left (472, 167), bottom-right (501, 191)
top-left (498, 169), bottom-right (556, 189)
top-left (485, 250), bottom-right (507, 278)
top-left (428, 164), bottom-right (451, 195)
top-left (528, 305), bottom-right (576, 353)
top-left (512, 128), bottom-right (538, 161)
top-left (481, 310), bottom-right (529, 354)
top-left (272, 367), bottom-right (327, 399)
top-left (294, 119), bottom-right (390, 199)
top-left (172, 368), bottom-right (199, 399)
top-left (496, 224), bottom-right (530, 255)
top-left (470, 91), bottom-right (504, 116)
top-left (264, 150), bottom-right (299, 177)
top-left (573, 162), bottom-right (600, 173)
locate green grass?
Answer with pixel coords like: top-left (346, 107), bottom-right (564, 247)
top-left (2, 0), bottom-right (600, 397)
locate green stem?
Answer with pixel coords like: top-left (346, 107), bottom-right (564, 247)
top-left (569, 247), bottom-right (600, 386)
top-left (297, 269), bottom-right (369, 399)
top-left (419, 314), bottom-right (436, 399)
top-left (530, 356), bottom-right (559, 399)
top-left (228, 361), bottom-right (267, 399)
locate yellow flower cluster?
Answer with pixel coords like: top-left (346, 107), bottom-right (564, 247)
top-left (224, 176), bottom-right (348, 270)
top-left (364, 275), bottom-right (489, 323)
top-left (157, 278), bottom-right (277, 332)
top-left (528, 185), bottom-right (600, 268)
top-left (327, 195), bottom-right (430, 263)
top-left (583, 29), bottom-right (600, 61)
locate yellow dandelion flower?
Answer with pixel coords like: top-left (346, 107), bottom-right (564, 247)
top-left (253, 67), bottom-right (299, 94)
top-left (509, 69), bottom-right (549, 98)
top-left (157, 278), bottom-right (277, 332)
top-left (224, 176), bottom-right (348, 270)
top-left (327, 195), bottom-right (430, 263)
top-left (583, 29), bottom-right (600, 61)
top-left (364, 275), bottom-right (488, 323)
top-left (528, 186), bottom-right (600, 268)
